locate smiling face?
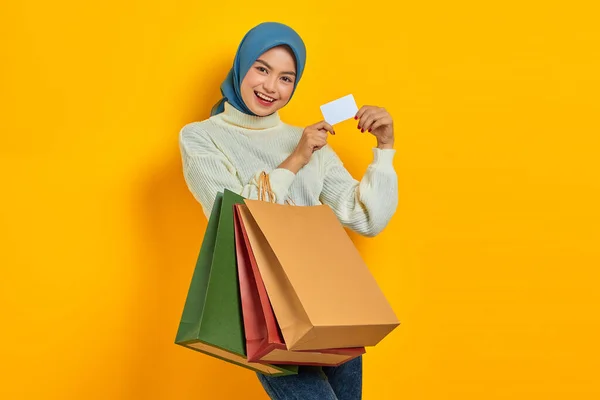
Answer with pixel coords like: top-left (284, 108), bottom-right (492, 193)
top-left (240, 45), bottom-right (297, 116)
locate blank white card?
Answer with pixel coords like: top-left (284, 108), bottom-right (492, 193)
top-left (320, 94), bottom-right (359, 126)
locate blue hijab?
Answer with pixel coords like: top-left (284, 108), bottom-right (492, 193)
top-left (210, 22), bottom-right (307, 116)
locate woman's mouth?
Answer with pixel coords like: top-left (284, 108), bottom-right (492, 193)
top-left (254, 91), bottom-right (276, 107)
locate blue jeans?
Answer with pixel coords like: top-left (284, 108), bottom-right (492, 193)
top-left (256, 356), bottom-right (362, 400)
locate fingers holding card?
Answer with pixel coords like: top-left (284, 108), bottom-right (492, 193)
top-left (319, 95), bottom-right (395, 148)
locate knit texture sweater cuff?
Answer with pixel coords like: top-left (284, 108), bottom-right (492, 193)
top-left (268, 168), bottom-right (297, 202)
top-left (371, 148), bottom-right (396, 169)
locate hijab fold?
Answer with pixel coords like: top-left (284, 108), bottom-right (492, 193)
top-left (210, 22), bottom-right (307, 116)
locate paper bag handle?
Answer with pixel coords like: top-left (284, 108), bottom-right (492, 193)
top-left (258, 171), bottom-right (296, 206)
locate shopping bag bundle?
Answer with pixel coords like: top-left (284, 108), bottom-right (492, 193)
top-left (175, 189), bottom-right (400, 376)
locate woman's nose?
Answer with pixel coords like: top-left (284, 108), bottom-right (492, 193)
top-left (262, 77), bottom-right (277, 93)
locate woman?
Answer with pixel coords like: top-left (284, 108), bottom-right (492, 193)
top-left (180, 22), bottom-right (398, 400)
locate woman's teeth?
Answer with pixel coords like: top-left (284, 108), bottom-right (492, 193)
top-left (255, 91), bottom-right (275, 102)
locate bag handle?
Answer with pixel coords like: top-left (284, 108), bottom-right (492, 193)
top-left (258, 171), bottom-right (296, 206)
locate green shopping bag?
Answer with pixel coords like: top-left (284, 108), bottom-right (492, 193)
top-left (175, 190), bottom-right (297, 376)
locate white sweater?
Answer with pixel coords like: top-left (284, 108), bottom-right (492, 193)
top-left (179, 102), bottom-right (398, 237)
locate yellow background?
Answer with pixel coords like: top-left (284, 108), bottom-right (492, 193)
top-left (1, 0), bottom-right (599, 398)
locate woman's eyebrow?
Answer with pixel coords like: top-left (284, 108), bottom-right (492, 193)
top-left (255, 59), bottom-right (296, 76)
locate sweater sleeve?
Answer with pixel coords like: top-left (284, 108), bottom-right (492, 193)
top-left (318, 145), bottom-right (398, 237)
top-left (179, 123), bottom-right (296, 218)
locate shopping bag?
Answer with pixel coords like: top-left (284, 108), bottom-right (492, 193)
top-left (233, 202), bottom-right (365, 365)
top-left (236, 199), bottom-right (400, 351)
top-left (175, 191), bottom-right (297, 376)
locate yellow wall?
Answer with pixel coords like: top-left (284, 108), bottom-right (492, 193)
top-left (2, 1), bottom-right (599, 399)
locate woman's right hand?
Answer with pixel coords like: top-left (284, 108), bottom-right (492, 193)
top-left (293, 121), bottom-right (336, 165)
top-left (278, 121), bottom-right (335, 174)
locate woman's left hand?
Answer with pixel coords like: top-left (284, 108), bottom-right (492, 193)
top-left (355, 105), bottom-right (395, 149)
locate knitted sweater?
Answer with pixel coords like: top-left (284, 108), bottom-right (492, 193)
top-left (179, 102), bottom-right (398, 237)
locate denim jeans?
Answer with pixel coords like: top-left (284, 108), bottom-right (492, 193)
top-left (256, 356), bottom-right (362, 400)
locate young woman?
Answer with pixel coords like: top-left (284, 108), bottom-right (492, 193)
top-left (180, 21), bottom-right (398, 400)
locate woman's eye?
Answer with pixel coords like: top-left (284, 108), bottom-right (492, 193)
top-left (282, 76), bottom-right (293, 83)
top-left (256, 67), bottom-right (267, 73)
